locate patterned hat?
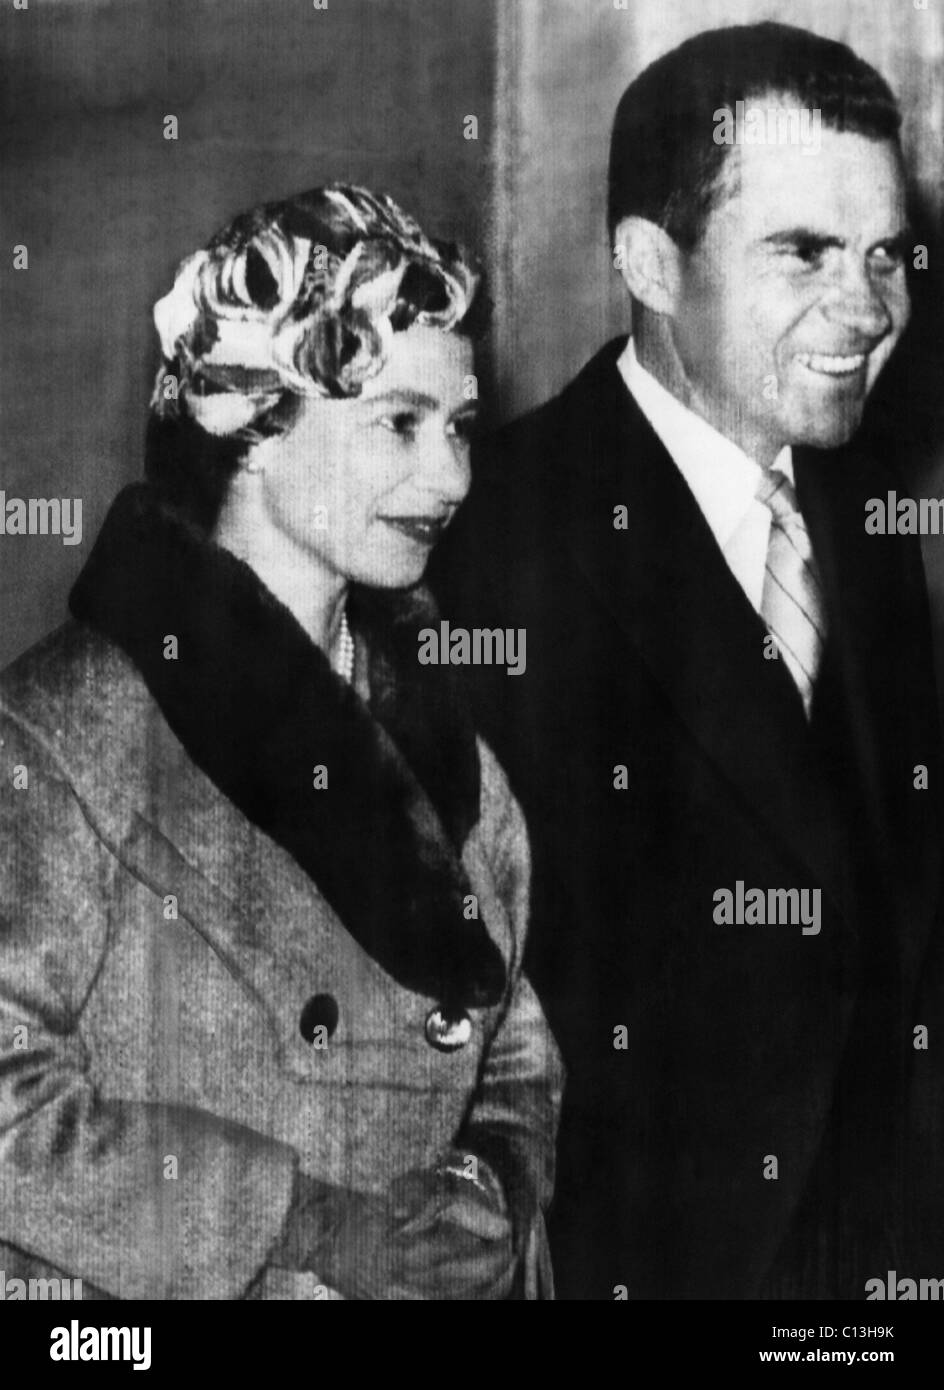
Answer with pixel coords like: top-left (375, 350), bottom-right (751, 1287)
top-left (151, 184), bottom-right (480, 437)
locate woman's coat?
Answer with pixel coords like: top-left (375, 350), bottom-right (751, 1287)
top-left (0, 486), bottom-right (562, 1299)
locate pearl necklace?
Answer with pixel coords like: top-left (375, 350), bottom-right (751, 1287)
top-left (335, 608), bottom-right (355, 685)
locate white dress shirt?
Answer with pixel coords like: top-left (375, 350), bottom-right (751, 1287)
top-left (617, 337), bottom-right (794, 615)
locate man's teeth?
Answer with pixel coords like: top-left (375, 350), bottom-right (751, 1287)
top-left (796, 351), bottom-right (867, 376)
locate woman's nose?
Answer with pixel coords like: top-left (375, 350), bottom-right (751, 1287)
top-left (419, 434), bottom-right (471, 504)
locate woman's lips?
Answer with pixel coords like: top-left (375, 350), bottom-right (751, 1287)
top-left (380, 515), bottom-right (449, 545)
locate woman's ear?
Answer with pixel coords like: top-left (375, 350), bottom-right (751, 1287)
top-left (612, 216), bottom-right (682, 315)
top-left (239, 437), bottom-right (273, 476)
top-left (241, 447), bottom-right (266, 476)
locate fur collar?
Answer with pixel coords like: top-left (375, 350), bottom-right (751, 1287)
top-left (70, 483), bottom-right (505, 1010)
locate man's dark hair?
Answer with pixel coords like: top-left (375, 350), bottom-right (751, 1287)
top-left (608, 22), bottom-right (902, 252)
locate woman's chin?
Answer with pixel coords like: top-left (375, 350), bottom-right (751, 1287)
top-left (349, 555), bottom-right (431, 590)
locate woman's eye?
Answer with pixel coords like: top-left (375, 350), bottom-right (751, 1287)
top-left (447, 416), bottom-right (477, 444)
top-left (378, 411), bottom-right (418, 439)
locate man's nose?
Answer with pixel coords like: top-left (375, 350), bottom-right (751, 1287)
top-left (822, 259), bottom-right (894, 340)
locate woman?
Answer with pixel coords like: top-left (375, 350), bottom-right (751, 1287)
top-left (0, 185), bottom-right (562, 1300)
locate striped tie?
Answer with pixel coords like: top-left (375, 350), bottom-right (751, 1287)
top-left (757, 469), bottom-right (827, 718)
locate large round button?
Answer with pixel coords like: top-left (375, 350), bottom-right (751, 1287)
top-left (299, 993), bottom-right (339, 1044)
top-left (425, 1007), bottom-right (472, 1052)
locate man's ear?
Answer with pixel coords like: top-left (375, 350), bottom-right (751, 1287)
top-left (612, 216), bottom-right (682, 315)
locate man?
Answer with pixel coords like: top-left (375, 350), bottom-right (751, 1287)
top-left (432, 23), bottom-right (944, 1299)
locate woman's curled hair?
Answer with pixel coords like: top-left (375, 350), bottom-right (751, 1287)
top-left (145, 183), bottom-right (486, 530)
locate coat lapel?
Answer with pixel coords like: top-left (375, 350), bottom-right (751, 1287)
top-left (120, 808), bottom-right (290, 1057)
top-left (555, 342), bottom-right (851, 920)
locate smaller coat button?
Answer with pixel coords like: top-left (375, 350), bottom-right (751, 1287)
top-left (425, 1007), bottom-right (472, 1052)
top-left (299, 993), bottom-right (339, 1044)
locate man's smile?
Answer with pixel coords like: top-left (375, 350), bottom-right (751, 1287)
top-left (794, 350), bottom-right (869, 377)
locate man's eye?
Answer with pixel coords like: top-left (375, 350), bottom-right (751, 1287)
top-left (378, 411), bottom-right (418, 439)
top-left (870, 243), bottom-right (906, 272)
top-left (785, 242), bottom-right (824, 267)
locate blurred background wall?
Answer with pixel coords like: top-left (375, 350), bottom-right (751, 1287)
top-left (3, 0), bottom-right (944, 676)
top-left (0, 0), bottom-right (495, 665)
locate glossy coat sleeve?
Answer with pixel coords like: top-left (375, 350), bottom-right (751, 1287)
top-left (458, 738), bottom-right (564, 1297)
top-left (0, 707), bottom-right (298, 1300)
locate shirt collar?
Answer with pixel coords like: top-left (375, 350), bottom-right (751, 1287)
top-left (617, 337), bottom-right (793, 547)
